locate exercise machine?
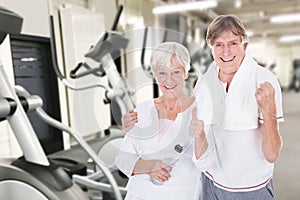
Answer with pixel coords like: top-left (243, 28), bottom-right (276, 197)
top-left (49, 4), bottom-right (132, 199)
top-left (0, 6), bottom-right (88, 200)
top-left (50, 5), bottom-right (134, 122)
top-left (0, 6), bottom-right (123, 200)
top-left (290, 59), bottom-right (300, 92)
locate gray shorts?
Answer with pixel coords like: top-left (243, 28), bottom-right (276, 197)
top-left (201, 173), bottom-right (275, 200)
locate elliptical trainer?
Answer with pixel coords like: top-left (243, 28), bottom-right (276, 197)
top-left (0, 6), bottom-right (123, 200)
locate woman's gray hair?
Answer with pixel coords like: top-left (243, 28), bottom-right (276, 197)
top-left (150, 42), bottom-right (191, 75)
top-left (206, 14), bottom-right (249, 48)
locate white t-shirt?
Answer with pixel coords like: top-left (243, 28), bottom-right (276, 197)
top-left (115, 100), bottom-right (202, 200)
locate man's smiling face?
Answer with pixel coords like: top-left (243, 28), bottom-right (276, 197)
top-left (211, 30), bottom-right (247, 77)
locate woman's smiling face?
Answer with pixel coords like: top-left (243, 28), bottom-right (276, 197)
top-left (211, 30), bottom-right (247, 77)
top-left (155, 56), bottom-right (187, 99)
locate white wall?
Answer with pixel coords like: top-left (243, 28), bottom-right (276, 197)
top-left (277, 45), bottom-right (300, 88)
top-left (0, 0), bottom-right (50, 37)
top-left (248, 40), bottom-right (300, 88)
top-left (92, 0), bottom-right (117, 30)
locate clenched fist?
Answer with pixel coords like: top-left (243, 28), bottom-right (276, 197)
top-left (255, 82), bottom-right (277, 118)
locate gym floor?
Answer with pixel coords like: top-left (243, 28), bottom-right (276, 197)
top-left (50, 91), bottom-right (300, 200)
top-left (273, 91), bottom-right (300, 200)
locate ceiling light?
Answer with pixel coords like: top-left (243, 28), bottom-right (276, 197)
top-left (246, 30), bottom-right (254, 37)
top-left (152, 1), bottom-right (218, 15)
top-left (270, 13), bottom-right (300, 23)
top-left (234, 0), bottom-right (242, 9)
top-left (259, 11), bottom-right (265, 18)
top-left (279, 35), bottom-right (300, 43)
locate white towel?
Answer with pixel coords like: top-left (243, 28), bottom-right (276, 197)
top-left (196, 66), bottom-right (226, 128)
top-left (225, 53), bottom-right (260, 130)
top-left (208, 53), bottom-right (260, 131)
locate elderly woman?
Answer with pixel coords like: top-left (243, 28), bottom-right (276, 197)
top-left (115, 42), bottom-right (208, 200)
